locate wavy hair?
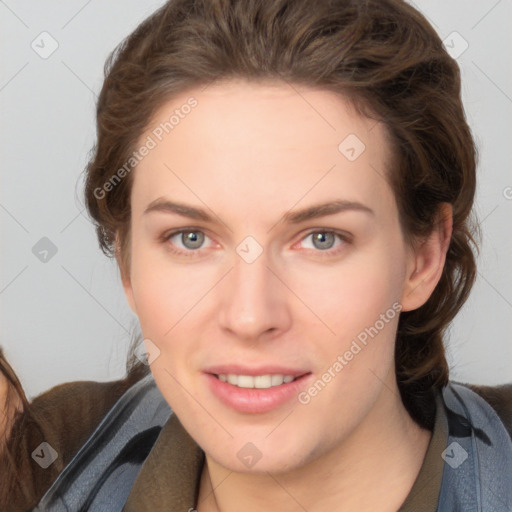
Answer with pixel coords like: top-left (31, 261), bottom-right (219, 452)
top-left (83, 0), bottom-right (478, 430)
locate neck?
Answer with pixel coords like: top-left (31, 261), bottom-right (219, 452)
top-left (197, 375), bottom-right (433, 512)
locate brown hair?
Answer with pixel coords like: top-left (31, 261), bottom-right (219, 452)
top-left (83, 0), bottom-right (478, 430)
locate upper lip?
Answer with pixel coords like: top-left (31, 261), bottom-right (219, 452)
top-left (204, 365), bottom-right (310, 377)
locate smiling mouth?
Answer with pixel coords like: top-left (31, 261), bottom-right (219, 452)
top-left (215, 373), bottom-right (301, 389)
top-left (206, 371), bottom-right (313, 413)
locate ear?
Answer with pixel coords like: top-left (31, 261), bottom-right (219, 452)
top-left (400, 203), bottom-right (453, 312)
top-left (114, 232), bottom-right (137, 315)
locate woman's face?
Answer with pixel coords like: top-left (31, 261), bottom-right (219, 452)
top-left (122, 79), bottom-right (427, 473)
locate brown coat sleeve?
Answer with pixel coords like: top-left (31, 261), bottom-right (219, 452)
top-left (0, 348), bottom-right (149, 512)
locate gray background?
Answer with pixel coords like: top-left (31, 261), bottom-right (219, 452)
top-left (1, 1), bottom-right (511, 400)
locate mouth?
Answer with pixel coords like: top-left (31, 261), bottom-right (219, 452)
top-left (215, 373), bottom-right (299, 389)
top-left (204, 369), bottom-right (312, 413)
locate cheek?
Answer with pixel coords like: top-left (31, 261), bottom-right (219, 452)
top-left (129, 225), bottom-right (406, 350)
top-left (296, 247), bottom-right (405, 331)
top-left (128, 251), bottom-right (231, 372)
top-left (128, 244), bottom-right (198, 338)
top-left (293, 244), bottom-right (405, 384)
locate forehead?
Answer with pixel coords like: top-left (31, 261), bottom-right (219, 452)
top-left (131, 79), bottom-right (394, 223)
top-left (146, 79), bottom-right (384, 152)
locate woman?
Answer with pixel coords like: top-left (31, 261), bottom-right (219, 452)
top-left (1, 0), bottom-right (511, 510)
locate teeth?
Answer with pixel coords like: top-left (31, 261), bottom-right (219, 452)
top-left (217, 374), bottom-right (297, 389)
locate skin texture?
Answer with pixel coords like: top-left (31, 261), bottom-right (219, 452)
top-left (119, 79), bottom-right (452, 512)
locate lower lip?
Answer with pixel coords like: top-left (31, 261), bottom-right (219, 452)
top-left (204, 373), bottom-right (312, 413)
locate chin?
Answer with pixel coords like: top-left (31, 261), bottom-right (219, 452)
top-left (200, 429), bottom-right (321, 475)
top-left (213, 448), bottom-right (308, 475)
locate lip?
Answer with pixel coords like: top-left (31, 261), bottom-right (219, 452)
top-left (203, 369), bottom-right (313, 414)
top-left (204, 365), bottom-right (309, 377)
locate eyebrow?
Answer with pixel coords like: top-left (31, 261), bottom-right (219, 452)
top-left (143, 197), bottom-right (375, 224)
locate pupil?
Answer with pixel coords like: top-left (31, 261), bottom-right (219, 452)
top-left (184, 231), bottom-right (203, 249)
top-left (314, 232), bottom-right (333, 250)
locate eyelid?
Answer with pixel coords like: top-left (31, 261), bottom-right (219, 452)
top-left (293, 228), bottom-right (351, 256)
top-left (160, 227), bottom-right (351, 257)
top-left (159, 227), bottom-right (217, 256)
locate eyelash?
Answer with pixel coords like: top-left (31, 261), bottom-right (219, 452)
top-left (159, 228), bottom-right (351, 258)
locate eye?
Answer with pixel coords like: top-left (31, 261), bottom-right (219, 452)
top-left (297, 230), bottom-right (350, 256)
top-left (160, 228), bottom-right (350, 257)
top-left (160, 229), bottom-right (213, 256)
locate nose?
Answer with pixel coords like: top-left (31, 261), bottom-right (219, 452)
top-left (217, 245), bottom-right (291, 342)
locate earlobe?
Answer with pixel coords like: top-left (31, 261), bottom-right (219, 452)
top-left (401, 203), bottom-right (453, 312)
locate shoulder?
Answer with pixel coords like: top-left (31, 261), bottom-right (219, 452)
top-left (0, 353), bottom-right (150, 511)
top-left (29, 359), bottom-right (150, 420)
top-left (457, 381), bottom-right (512, 440)
top-left (30, 361), bottom-right (148, 421)
top-left (33, 372), bottom-right (171, 511)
